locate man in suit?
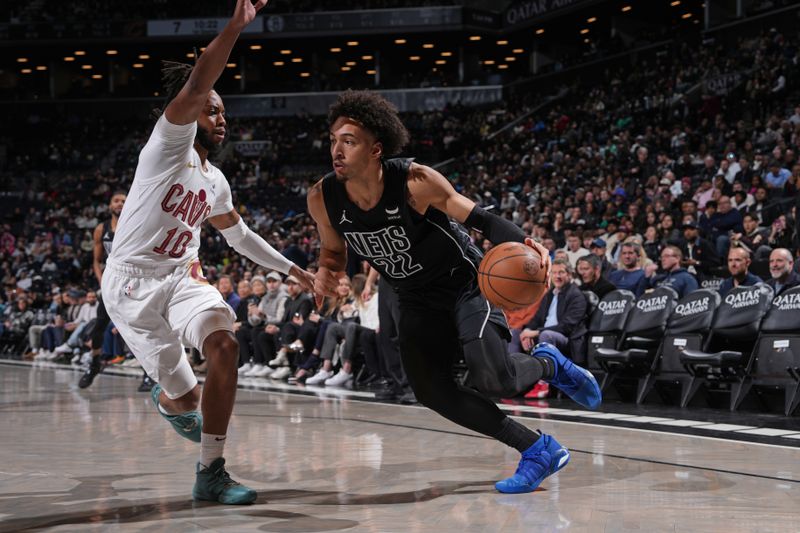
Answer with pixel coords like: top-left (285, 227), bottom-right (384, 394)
top-left (520, 259), bottom-right (587, 357)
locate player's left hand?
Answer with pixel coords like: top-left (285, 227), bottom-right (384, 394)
top-left (230, 0), bottom-right (269, 31)
top-left (524, 237), bottom-right (551, 285)
top-left (314, 266), bottom-right (343, 307)
top-left (288, 265), bottom-right (315, 293)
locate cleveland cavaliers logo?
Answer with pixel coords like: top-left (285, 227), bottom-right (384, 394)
top-left (188, 260), bottom-right (209, 284)
top-left (344, 226), bottom-right (422, 278)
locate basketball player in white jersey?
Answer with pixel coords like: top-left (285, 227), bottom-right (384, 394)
top-left (104, 0), bottom-right (313, 505)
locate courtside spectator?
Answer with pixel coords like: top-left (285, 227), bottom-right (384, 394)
top-left (766, 248), bottom-right (800, 296)
top-left (648, 245), bottom-right (699, 298)
top-left (718, 246), bottom-right (762, 297)
top-left (608, 242), bottom-right (648, 297)
top-left (576, 254), bottom-right (616, 299)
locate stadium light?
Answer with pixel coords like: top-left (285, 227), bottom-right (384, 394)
top-left (409, 56), bottom-right (421, 61)
top-left (35, 65), bottom-right (47, 71)
top-left (346, 61), bottom-right (356, 66)
top-left (64, 57), bottom-right (75, 62)
top-left (435, 60), bottom-right (446, 65)
top-left (330, 47), bottom-right (342, 52)
top-left (138, 54), bottom-right (150, 60)
top-left (587, 17), bottom-right (597, 23)
top-left (441, 52), bottom-right (453, 57)
top-left (17, 58), bottom-right (28, 63)
top-left (535, 29), bottom-right (545, 35)
top-left (367, 69), bottom-right (376, 75)
top-left (20, 68), bottom-right (32, 74)
top-left (483, 60), bottom-right (495, 65)
top-left (106, 50), bottom-right (118, 55)
top-left (199, 47), bottom-right (206, 52)
top-left (234, 74), bottom-right (242, 79)
top-left (622, 5), bottom-right (632, 12)
top-left (498, 64), bottom-right (508, 69)
top-left (273, 61), bottom-right (285, 66)
top-left (671, 1), bottom-right (681, 5)
top-left (682, 12), bottom-right (692, 18)
top-left (362, 55), bottom-right (373, 60)
top-left (133, 63), bottom-right (144, 68)
top-left (505, 57), bottom-right (516, 62)
top-left (341, 66), bottom-right (351, 71)
top-left (91, 74), bottom-right (102, 79)
top-left (497, 40), bottom-right (508, 45)
top-left (423, 43), bottom-right (434, 49)
top-left (250, 44), bottom-right (262, 50)
top-left (186, 53), bottom-right (195, 58)
top-left (280, 50), bottom-right (291, 55)
top-left (291, 58), bottom-right (303, 63)
top-left (512, 49), bottom-right (524, 53)
top-left (580, 28), bottom-right (589, 34)
top-left (81, 65), bottom-right (92, 70)
top-left (226, 63), bottom-right (237, 68)
top-left (75, 50), bottom-right (86, 56)
top-left (394, 39), bottom-right (406, 44)
top-left (347, 41), bottom-right (359, 46)
top-left (469, 35), bottom-right (482, 41)
top-left (300, 72), bottom-right (310, 77)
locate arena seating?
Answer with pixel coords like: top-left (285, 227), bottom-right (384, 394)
top-left (680, 284), bottom-right (775, 410)
top-left (594, 286), bottom-right (678, 397)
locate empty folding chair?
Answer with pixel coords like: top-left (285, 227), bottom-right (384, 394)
top-left (585, 290), bottom-right (636, 378)
top-left (594, 286), bottom-right (678, 396)
top-left (641, 289), bottom-right (720, 405)
top-left (679, 284), bottom-right (774, 410)
top-left (742, 286), bottom-right (800, 415)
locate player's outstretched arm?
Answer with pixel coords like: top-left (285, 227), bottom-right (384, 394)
top-left (407, 162), bottom-right (550, 274)
top-left (209, 210), bottom-right (315, 293)
top-left (165, 0), bottom-right (268, 126)
top-left (307, 180), bottom-right (348, 302)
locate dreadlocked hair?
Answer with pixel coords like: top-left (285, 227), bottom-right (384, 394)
top-left (328, 89), bottom-right (410, 157)
top-left (151, 60), bottom-right (194, 120)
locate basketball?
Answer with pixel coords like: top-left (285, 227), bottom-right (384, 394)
top-left (478, 242), bottom-right (548, 310)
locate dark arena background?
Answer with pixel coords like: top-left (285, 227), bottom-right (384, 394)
top-left (2, 0), bottom-right (800, 531)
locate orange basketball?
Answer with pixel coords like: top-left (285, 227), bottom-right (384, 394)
top-left (478, 242), bottom-right (548, 310)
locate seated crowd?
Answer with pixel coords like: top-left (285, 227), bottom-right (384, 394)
top-left (1, 28), bottom-right (798, 403)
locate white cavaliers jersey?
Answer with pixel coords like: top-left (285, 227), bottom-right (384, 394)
top-left (110, 115), bottom-right (234, 267)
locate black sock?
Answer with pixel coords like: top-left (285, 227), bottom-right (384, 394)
top-left (534, 356), bottom-right (555, 380)
top-left (494, 417), bottom-right (540, 452)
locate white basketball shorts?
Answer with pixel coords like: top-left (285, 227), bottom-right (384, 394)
top-left (103, 258), bottom-right (235, 399)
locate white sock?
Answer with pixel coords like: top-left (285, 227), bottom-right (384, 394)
top-left (200, 432), bottom-right (226, 468)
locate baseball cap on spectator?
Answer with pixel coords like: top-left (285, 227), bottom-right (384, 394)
top-left (613, 187), bottom-right (626, 197)
top-left (252, 275), bottom-right (266, 285)
top-left (681, 220), bottom-right (699, 230)
top-left (265, 271), bottom-right (282, 282)
top-left (660, 177), bottom-right (672, 186)
top-left (68, 289), bottom-right (85, 298)
top-left (285, 275), bottom-right (300, 285)
top-left (590, 238), bottom-right (607, 249)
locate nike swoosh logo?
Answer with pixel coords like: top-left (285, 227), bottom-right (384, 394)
top-left (214, 437), bottom-right (227, 441)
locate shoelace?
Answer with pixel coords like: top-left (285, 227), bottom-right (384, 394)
top-left (216, 467), bottom-right (240, 489)
top-left (515, 449), bottom-right (552, 477)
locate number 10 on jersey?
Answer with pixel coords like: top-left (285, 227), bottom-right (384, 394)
top-left (153, 227), bottom-right (193, 258)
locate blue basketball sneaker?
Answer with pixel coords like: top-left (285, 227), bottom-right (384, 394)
top-left (533, 342), bottom-right (602, 410)
top-left (151, 384), bottom-right (202, 443)
top-left (495, 432), bottom-right (570, 494)
top-left (193, 457), bottom-right (257, 505)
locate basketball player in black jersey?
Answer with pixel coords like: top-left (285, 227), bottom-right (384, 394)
top-left (308, 90), bottom-right (602, 494)
top-left (79, 191), bottom-right (152, 391)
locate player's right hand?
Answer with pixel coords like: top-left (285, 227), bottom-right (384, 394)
top-left (314, 267), bottom-right (343, 307)
top-left (524, 237), bottom-right (551, 285)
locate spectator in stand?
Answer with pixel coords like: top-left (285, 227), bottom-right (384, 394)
top-left (767, 214), bottom-right (794, 250)
top-left (217, 275), bottom-right (241, 312)
top-left (747, 186), bottom-right (773, 225)
top-left (1, 298), bottom-right (34, 350)
top-left (519, 259), bottom-right (587, 358)
top-left (732, 213), bottom-right (772, 260)
top-left (718, 246), bottom-right (762, 298)
top-left (710, 196), bottom-right (744, 257)
top-left (253, 275), bottom-right (313, 380)
top-left (576, 254), bottom-right (616, 299)
top-left (680, 221), bottom-right (721, 281)
top-left (609, 242), bottom-right (648, 297)
top-left (648, 245), bottom-right (699, 298)
top-left (765, 160), bottom-right (791, 195)
top-left (52, 290), bottom-right (98, 361)
top-left (589, 239), bottom-right (615, 278)
top-left (239, 272), bottom-right (288, 377)
top-left (562, 234), bottom-right (590, 268)
top-left (766, 248), bottom-right (800, 296)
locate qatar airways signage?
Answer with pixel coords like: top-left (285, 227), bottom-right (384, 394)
top-left (505, 0), bottom-right (587, 28)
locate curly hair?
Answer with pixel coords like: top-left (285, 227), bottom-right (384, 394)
top-left (151, 59), bottom-right (194, 119)
top-left (328, 89), bottom-right (410, 157)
